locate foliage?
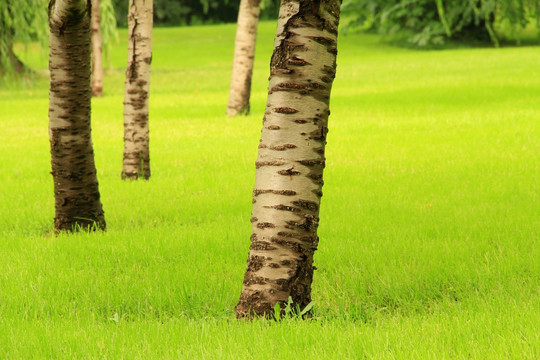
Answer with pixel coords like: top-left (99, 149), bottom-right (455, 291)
top-left (0, 0), bottom-right (117, 77)
top-left (342, 0), bottom-right (540, 47)
top-left (100, 0), bottom-right (119, 66)
top-left (112, 0), bottom-right (280, 27)
top-left (0, 0), bottom-right (46, 75)
top-left (273, 297), bottom-right (317, 320)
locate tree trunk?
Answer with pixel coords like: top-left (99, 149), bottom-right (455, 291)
top-left (48, 0), bottom-right (106, 232)
top-left (91, 0), bottom-right (103, 97)
top-left (235, 0), bottom-right (341, 318)
top-left (0, 16), bottom-right (30, 75)
top-left (122, 0), bottom-right (153, 180)
top-left (0, 45), bottom-right (27, 74)
top-left (226, 0), bottom-right (261, 116)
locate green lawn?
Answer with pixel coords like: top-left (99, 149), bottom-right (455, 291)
top-left (0, 22), bottom-right (539, 358)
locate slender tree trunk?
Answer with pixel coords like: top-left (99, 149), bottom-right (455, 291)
top-left (122, 0), bottom-right (153, 180)
top-left (226, 0), bottom-right (261, 116)
top-left (48, 0), bottom-right (106, 232)
top-left (0, 17), bottom-right (29, 75)
top-left (91, 0), bottom-right (103, 96)
top-left (0, 45), bottom-right (27, 74)
top-left (235, 0), bottom-right (341, 318)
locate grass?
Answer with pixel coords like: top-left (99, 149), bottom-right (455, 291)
top-left (0, 21), bottom-right (539, 358)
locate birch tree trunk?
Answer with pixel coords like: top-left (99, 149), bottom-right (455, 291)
top-left (48, 0), bottom-right (106, 232)
top-left (226, 0), bottom-right (261, 116)
top-left (235, 0), bottom-right (341, 318)
top-left (91, 0), bottom-right (103, 97)
top-left (122, 0), bottom-right (153, 180)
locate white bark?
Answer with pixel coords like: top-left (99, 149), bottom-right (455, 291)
top-left (91, 0), bottom-right (103, 97)
top-left (122, 0), bottom-right (153, 179)
top-left (236, 0), bottom-right (341, 317)
top-left (227, 0), bottom-right (261, 116)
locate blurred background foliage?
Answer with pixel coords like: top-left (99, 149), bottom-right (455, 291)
top-left (342, 0), bottom-right (540, 47)
top-left (111, 0), bottom-right (280, 27)
top-left (0, 0), bottom-right (118, 77)
top-left (0, 0), bottom-right (47, 75)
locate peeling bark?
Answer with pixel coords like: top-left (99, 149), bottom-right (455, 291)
top-left (122, 0), bottom-right (153, 180)
top-left (91, 0), bottom-right (103, 97)
top-left (236, 0), bottom-right (341, 318)
top-left (226, 0), bottom-right (261, 116)
top-left (48, 0), bottom-right (106, 232)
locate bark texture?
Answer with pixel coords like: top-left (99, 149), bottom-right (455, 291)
top-left (226, 0), bottom-right (261, 116)
top-left (90, 0), bottom-right (103, 97)
top-left (122, 0), bottom-right (153, 180)
top-left (48, 0), bottom-right (106, 232)
top-left (236, 0), bottom-right (341, 318)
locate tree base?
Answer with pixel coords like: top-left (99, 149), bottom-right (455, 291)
top-left (54, 216), bottom-right (106, 233)
top-left (121, 170), bottom-right (151, 180)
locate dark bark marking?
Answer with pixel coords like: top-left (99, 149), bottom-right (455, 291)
top-left (314, 147), bottom-right (325, 155)
top-left (244, 276), bottom-right (269, 286)
top-left (323, 65), bottom-right (336, 76)
top-left (267, 125), bottom-right (280, 130)
top-left (320, 76), bottom-right (332, 83)
top-left (255, 160), bottom-right (286, 168)
top-left (292, 199), bottom-right (319, 212)
top-left (297, 159), bottom-right (325, 167)
top-left (236, 290), bottom-right (269, 319)
top-left (274, 107), bottom-right (299, 114)
top-left (278, 166), bottom-right (300, 176)
top-left (288, 56), bottom-right (311, 66)
top-left (271, 82), bottom-right (306, 93)
top-left (270, 144), bottom-right (297, 151)
top-left (309, 173), bottom-right (324, 185)
top-left (309, 125), bottom-right (329, 141)
top-left (263, 204), bottom-right (301, 212)
top-left (270, 237), bottom-right (312, 256)
top-left (254, 189), bottom-right (297, 196)
top-left (246, 255), bottom-right (265, 272)
top-left (286, 215), bottom-right (319, 232)
top-left (250, 241), bottom-right (277, 251)
top-left (309, 82), bottom-right (326, 90)
top-left (244, 276), bottom-right (268, 286)
top-left (277, 231), bottom-right (298, 238)
top-left (257, 222), bottom-right (276, 229)
top-left (306, 35), bottom-right (335, 46)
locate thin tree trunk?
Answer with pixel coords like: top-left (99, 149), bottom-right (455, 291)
top-left (235, 0), bottom-right (341, 318)
top-left (226, 0), bottom-right (261, 116)
top-left (1, 45), bottom-right (27, 74)
top-left (0, 17), bottom-right (29, 75)
top-left (122, 0), bottom-right (153, 180)
top-left (91, 0), bottom-right (103, 97)
top-left (48, 0), bottom-right (106, 232)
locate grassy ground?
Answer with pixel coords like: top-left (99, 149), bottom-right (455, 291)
top-left (0, 22), bottom-right (539, 358)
